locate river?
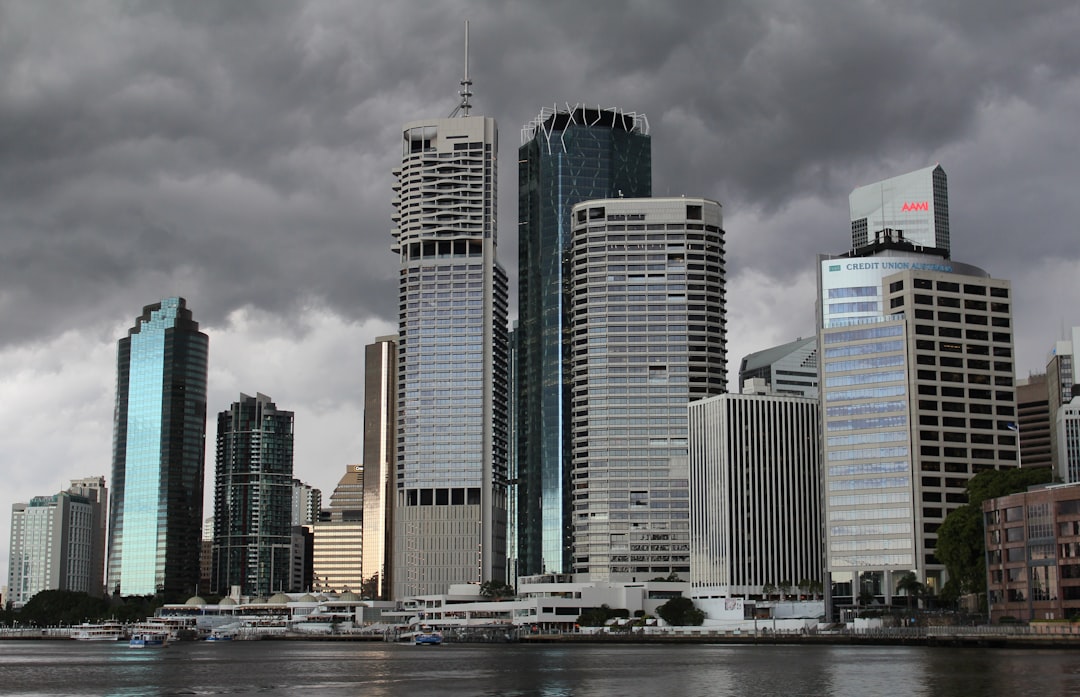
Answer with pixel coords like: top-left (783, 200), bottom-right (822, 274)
top-left (0, 640), bottom-right (1077, 696)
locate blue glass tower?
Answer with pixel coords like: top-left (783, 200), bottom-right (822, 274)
top-left (107, 297), bottom-right (208, 598)
top-left (517, 105), bottom-right (651, 575)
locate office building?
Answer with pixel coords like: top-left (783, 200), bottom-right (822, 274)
top-left (984, 483), bottom-right (1080, 622)
top-left (818, 237), bottom-right (1017, 607)
top-left (1016, 374), bottom-right (1052, 470)
top-left (391, 107), bottom-right (509, 597)
top-left (566, 197), bottom-right (726, 580)
top-left (7, 485), bottom-right (105, 605)
top-left (738, 336), bottom-right (819, 399)
top-left (688, 390), bottom-right (822, 594)
top-left (67, 476), bottom-right (107, 597)
top-left (517, 105), bottom-right (652, 576)
top-left (107, 297), bottom-right (208, 598)
top-left (361, 335), bottom-right (396, 600)
top-left (850, 164), bottom-right (949, 254)
top-left (1058, 396), bottom-right (1080, 483)
top-left (212, 393), bottom-right (295, 596)
top-left (1048, 328), bottom-right (1080, 471)
top-left (313, 465), bottom-right (364, 594)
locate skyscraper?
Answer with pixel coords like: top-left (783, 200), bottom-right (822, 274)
top-left (737, 336), bottom-right (819, 399)
top-left (362, 335), bottom-right (396, 599)
top-left (517, 105), bottom-right (652, 576)
top-left (566, 197), bottom-right (726, 580)
top-left (212, 393), bottom-right (295, 596)
top-left (390, 98), bottom-right (508, 596)
top-left (107, 297), bottom-right (208, 598)
top-left (313, 465), bottom-right (364, 594)
top-left (849, 164), bottom-right (949, 254)
top-left (817, 236), bottom-right (1017, 608)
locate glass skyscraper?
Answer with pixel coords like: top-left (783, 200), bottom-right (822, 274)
top-left (361, 335), bottom-right (396, 600)
top-left (517, 105), bottom-right (651, 575)
top-left (212, 393), bottom-right (294, 597)
top-left (567, 197), bottom-right (726, 580)
top-left (107, 297), bottom-right (208, 598)
top-left (391, 114), bottom-right (509, 598)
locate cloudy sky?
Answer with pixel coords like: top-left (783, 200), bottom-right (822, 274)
top-left (2, 1), bottom-right (1079, 578)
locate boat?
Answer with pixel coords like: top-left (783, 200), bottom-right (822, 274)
top-left (71, 622), bottom-right (126, 641)
top-left (129, 631), bottom-right (168, 648)
top-left (414, 624), bottom-right (443, 646)
top-left (206, 629), bottom-right (235, 642)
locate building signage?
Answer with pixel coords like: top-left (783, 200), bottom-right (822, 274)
top-left (900, 201), bottom-right (929, 212)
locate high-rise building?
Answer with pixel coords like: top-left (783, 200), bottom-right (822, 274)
top-left (313, 465), bottom-right (364, 594)
top-left (566, 197), bottom-right (726, 580)
top-left (688, 389), bottom-right (822, 593)
top-left (1016, 374), bottom-right (1052, 470)
top-left (1048, 328), bottom-right (1080, 470)
top-left (362, 335), bottom-right (396, 600)
top-left (817, 237), bottom-right (1017, 608)
top-left (390, 106), bottom-right (508, 597)
top-left (291, 480), bottom-right (322, 528)
top-left (7, 484), bottom-right (105, 605)
top-left (212, 393), bottom-right (295, 596)
top-left (849, 164), bottom-right (949, 255)
top-left (67, 476), bottom-right (107, 597)
top-left (517, 105), bottom-right (652, 576)
top-left (107, 297), bottom-right (208, 598)
top-left (738, 336), bottom-right (819, 399)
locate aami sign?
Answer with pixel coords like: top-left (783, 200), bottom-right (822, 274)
top-left (901, 201), bottom-right (929, 212)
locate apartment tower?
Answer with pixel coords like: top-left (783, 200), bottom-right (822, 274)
top-left (566, 197), bottom-right (726, 580)
top-left (212, 393), bottom-right (295, 596)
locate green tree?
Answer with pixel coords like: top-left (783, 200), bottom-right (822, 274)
top-left (576, 604), bottom-right (629, 627)
top-left (936, 466), bottom-right (1053, 598)
top-left (896, 573), bottom-right (924, 609)
top-left (478, 580), bottom-right (516, 600)
top-left (656, 596), bottom-right (705, 626)
top-left (17, 590), bottom-right (112, 626)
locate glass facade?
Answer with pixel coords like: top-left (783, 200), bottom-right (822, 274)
top-left (818, 249), bottom-right (1016, 607)
top-left (391, 116), bottom-right (508, 597)
top-left (567, 197), bottom-right (726, 580)
top-left (107, 297), bottom-right (208, 597)
top-left (212, 393), bottom-right (294, 596)
top-left (517, 106), bottom-right (651, 576)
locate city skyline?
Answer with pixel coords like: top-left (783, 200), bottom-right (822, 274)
top-left (2, 3), bottom-right (1079, 576)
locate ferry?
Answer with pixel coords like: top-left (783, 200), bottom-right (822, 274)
top-left (414, 624), bottom-right (443, 646)
top-left (71, 622), bottom-right (125, 641)
top-left (129, 631), bottom-right (168, 648)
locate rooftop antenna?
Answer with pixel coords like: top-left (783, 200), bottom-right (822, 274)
top-left (449, 21), bottom-right (473, 118)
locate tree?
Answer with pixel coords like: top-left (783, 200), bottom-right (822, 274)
top-left (656, 596), bottom-right (705, 626)
top-left (936, 466), bottom-right (1054, 599)
top-left (479, 580), bottom-right (516, 600)
top-left (360, 574), bottom-right (380, 600)
top-left (896, 573), bottom-right (924, 609)
top-left (577, 604), bottom-right (629, 627)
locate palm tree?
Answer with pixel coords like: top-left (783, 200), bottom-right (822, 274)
top-left (896, 573), bottom-right (924, 609)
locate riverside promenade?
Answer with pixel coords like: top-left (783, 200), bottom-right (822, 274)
top-left (520, 624), bottom-right (1080, 649)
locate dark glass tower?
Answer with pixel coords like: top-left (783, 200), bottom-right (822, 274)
top-left (212, 393), bottom-right (295, 596)
top-left (107, 297), bottom-right (208, 598)
top-left (517, 105), bottom-right (652, 575)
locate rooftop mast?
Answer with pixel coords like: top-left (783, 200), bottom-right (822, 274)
top-left (449, 21), bottom-right (473, 118)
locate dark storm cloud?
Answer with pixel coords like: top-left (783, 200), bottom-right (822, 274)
top-left (0, 0), bottom-right (1078, 347)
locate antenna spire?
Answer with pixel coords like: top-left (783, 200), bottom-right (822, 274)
top-left (450, 21), bottom-right (473, 117)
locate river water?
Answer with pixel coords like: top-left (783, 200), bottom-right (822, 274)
top-left (0, 640), bottom-right (1077, 696)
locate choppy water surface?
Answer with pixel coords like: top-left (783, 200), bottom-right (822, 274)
top-left (0, 640), bottom-right (1078, 697)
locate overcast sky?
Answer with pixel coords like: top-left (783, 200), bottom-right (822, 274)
top-left (2, 1), bottom-right (1079, 580)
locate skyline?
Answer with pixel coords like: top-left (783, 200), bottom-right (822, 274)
top-left (2, 2), bottom-right (1080, 577)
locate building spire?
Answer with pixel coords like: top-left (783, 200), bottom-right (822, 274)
top-left (449, 20), bottom-right (473, 118)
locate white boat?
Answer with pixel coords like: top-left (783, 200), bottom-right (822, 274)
top-left (71, 622), bottom-right (125, 641)
top-left (129, 632), bottom-right (168, 648)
